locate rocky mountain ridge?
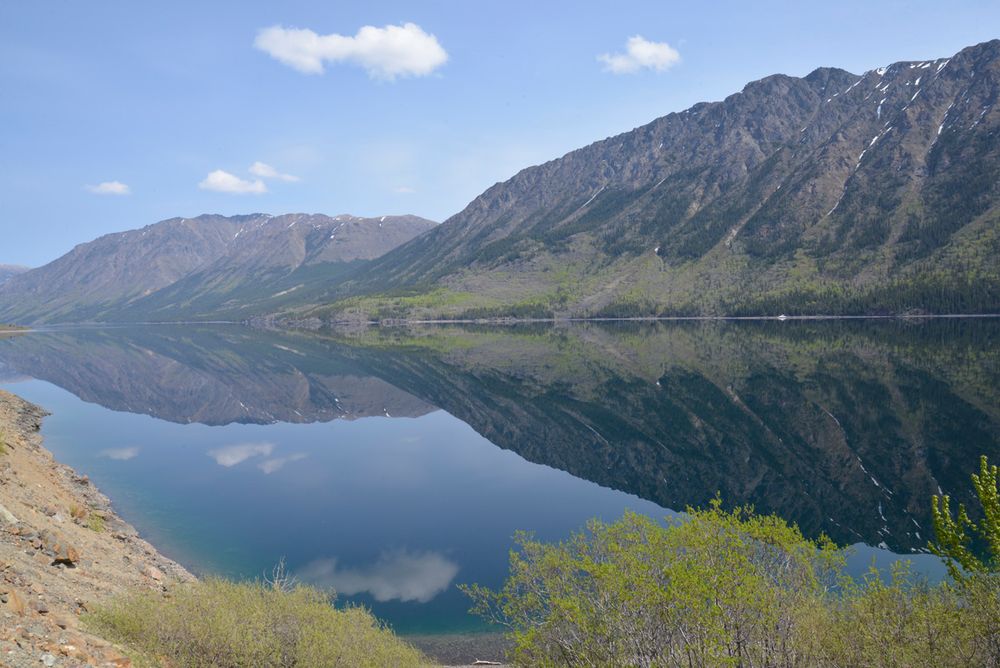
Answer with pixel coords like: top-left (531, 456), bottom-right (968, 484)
top-left (0, 213), bottom-right (435, 324)
top-left (295, 39), bottom-right (1000, 321)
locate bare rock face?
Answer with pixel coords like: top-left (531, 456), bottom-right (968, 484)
top-left (0, 213), bottom-right (435, 324)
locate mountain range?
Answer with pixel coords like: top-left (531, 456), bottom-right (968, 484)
top-left (0, 39), bottom-right (997, 324)
top-left (297, 38), bottom-right (999, 321)
top-left (0, 213), bottom-right (434, 323)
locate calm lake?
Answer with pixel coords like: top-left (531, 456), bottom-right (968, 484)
top-left (1, 319), bottom-right (997, 635)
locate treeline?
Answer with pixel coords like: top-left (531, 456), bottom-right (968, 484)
top-left (728, 275), bottom-right (1000, 316)
top-left (587, 274), bottom-right (999, 319)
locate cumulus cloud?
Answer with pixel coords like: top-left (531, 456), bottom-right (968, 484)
top-left (599, 36), bottom-right (680, 74)
top-left (98, 447), bottom-right (139, 461)
top-left (254, 23), bottom-right (448, 80)
top-left (86, 181), bottom-right (130, 195)
top-left (199, 170), bottom-right (267, 195)
top-left (208, 442), bottom-right (274, 467)
top-left (249, 161), bottom-right (299, 182)
top-left (258, 453), bottom-right (307, 474)
top-left (298, 549), bottom-right (459, 603)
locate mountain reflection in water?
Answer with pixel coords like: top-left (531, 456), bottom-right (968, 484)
top-left (0, 320), bottom-right (996, 630)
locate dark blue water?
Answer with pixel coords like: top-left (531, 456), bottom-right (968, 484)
top-left (2, 320), bottom-right (995, 634)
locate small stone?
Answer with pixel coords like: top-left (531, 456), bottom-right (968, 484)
top-left (5, 589), bottom-right (26, 616)
top-left (40, 652), bottom-right (56, 666)
top-left (39, 531), bottom-right (79, 567)
top-left (34, 601), bottom-right (48, 615)
top-left (143, 565), bottom-right (163, 582)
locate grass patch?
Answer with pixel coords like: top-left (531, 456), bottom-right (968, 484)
top-left (84, 578), bottom-right (432, 668)
top-left (86, 511), bottom-right (105, 533)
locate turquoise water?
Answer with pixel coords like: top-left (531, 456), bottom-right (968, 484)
top-left (1, 320), bottom-right (995, 633)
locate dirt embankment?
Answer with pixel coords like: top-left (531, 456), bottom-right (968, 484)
top-left (0, 389), bottom-right (193, 667)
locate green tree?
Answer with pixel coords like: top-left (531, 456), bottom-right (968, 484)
top-left (930, 455), bottom-right (1000, 579)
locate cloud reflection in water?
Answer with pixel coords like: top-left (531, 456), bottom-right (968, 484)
top-left (298, 549), bottom-right (460, 603)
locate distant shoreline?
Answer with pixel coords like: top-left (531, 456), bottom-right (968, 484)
top-left (5, 312), bottom-right (999, 332)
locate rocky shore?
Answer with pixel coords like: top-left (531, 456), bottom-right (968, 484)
top-left (0, 389), bottom-right (193, 667)
top-left (0, 388), bottom-right (509, 667)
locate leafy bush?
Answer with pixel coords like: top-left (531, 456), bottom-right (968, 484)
top-left (464, 502), bottom-right (842, 667)
top-left (85, 578), bottom-right (430, 668)
top-left (806, 563), bottom-right (977, 667)
top-left (466, 495), bottom-right (1000, 667)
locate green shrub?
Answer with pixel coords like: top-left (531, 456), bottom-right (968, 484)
top-left (464, 501), bottom-right (843, 667)
top-left (86, 511), bottom-right (105, 532)
top-left (806, 563), bottom-right (976, 667)
top-left (85, 578), bottom-right (430, 668)
top-left (466, 495), bottom-right (1000, 667)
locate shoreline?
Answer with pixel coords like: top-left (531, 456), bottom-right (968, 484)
top-left (9, 311), bottom-right (1000, 333)
top-left (0, 388), bottom-right (508, 666)
top-left (0, 388), bottom-right (193, 667)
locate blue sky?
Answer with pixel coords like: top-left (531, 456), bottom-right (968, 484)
top-left (2, 1), bottom-right (998, 267)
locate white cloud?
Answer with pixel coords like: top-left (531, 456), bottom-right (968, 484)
top-left (258, 453), bottom-right (307, 474)
top-left (199, 170), bottom-right (267, 195)
top-left (393, 185), bottom-right (416, 194)
top-left (249, 161), bottom-right (299, 182)
top-left (599, 36), bottom-right (680, 74)
top-left (298, 549), bottom-right (459, 603)
top-left (254, 23), bottom-right (448, 80)
top-left (86, 181), bottom-right (130, 195)
top-left (208, 442), bottom-right (274, 467)
top-left (98, 447), bottom-right (139, 461)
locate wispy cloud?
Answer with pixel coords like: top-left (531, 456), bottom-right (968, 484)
top-left (98, 447), bottom-right (139, 461)
top-left (208, 442), bottom-right (274, 467)
top-left (258, 453), bottom-right (307, 474)
top-left (599, 36), bottom-right (680, 74)
top-left (249, 161), bottom-right (299, 182)
top-left (254, 23), bottom-right (448, 80)
top-left (198, 170), bottom-right (267, 195)
top-left (86, 181), bottom-right (130, 195)
top-left (298, 549), bottom-right (459, 603)
top-left (393, 185), bottom-right (416, 194)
